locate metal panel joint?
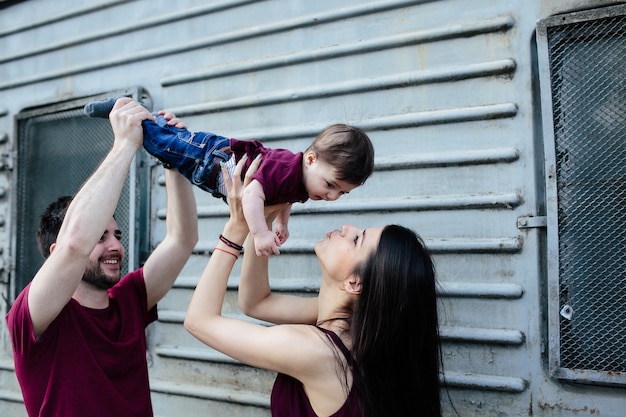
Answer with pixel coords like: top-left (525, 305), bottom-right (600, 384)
top-left (517, 215), bottom-right (547, 229)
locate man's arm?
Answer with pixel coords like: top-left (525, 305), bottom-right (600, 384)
top-left (27, 98), bottom-right (148, 337)
top-left (142, 167), bottom-right (198, 310)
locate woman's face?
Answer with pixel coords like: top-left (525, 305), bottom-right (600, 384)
top-left (315, 224), bottom-right (384, 280)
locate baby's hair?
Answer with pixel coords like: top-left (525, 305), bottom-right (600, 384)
top-left (307, 124), bottom-right (375, 186)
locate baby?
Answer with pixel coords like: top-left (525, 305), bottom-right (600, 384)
top-left (85, 97), bottom-right (375, 256)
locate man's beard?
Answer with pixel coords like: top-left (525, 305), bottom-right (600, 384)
top-left (82, 262), bottom-right (120, 290)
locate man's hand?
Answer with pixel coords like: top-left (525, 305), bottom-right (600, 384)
top-left (109, 98), bottom-right (153, 151)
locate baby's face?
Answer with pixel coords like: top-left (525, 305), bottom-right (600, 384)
top-left (303, 159), bottom-right (357, 201)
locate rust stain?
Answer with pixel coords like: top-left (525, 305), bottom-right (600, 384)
top-left (537, 402), bottom-right (599, 414)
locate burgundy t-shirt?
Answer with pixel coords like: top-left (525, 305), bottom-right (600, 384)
top-left (230, 138), bottom-right (308, 205)
top-left (270, 327), bottom-right (363, 416)
top-left (6, 268), bottom-right (157, 417)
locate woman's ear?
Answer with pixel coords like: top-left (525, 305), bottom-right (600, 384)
top-left (49, 242), bottom-right (57, 254)
top-left (344, 277), bottom-right (362, 295)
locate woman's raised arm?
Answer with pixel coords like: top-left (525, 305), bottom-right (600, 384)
top-left (184, 156), bottom-right (325, 378)
top-left (238, 206), bottom-right (318, 325)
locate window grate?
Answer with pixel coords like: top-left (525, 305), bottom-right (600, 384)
top-left (537, 5), bottom-right (626, 386)
top-left (12, 90), bottom-right (148, 297)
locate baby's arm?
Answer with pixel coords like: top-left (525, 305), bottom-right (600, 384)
top-left (243, 180), bottom-right (281, 256)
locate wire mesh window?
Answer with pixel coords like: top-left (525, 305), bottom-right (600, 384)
top-left (13, 96), bottom-right (139, 296)
top-left (537, 5), bottom-right (626, 386)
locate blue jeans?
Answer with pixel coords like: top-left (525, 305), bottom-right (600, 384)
top-left (143, 115), bottom-right (232, 197)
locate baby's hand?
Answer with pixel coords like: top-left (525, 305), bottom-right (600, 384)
top-left (275, 222), bottom-right (289, 246)
top-left (158, 110), bottom-right (187, 129)
top-left (254, 230), bottom-right (281, 257)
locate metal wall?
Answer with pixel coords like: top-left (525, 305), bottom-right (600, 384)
top-left (0, 0), bottom-right (624, 416)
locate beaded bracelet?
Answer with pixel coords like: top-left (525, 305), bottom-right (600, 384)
top-left (219, 234), bottom-right (244, 251)
top-left (214, 247), bottom-right (238, 260)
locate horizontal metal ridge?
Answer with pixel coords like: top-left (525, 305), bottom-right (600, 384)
top-left (155, 345), bottom-right (240, 365)
top-left (183, 192), bottom-right (522, 220)
top-left (191, 236), bottom-right (522, 255)
top-left (0, 4), bottom-right (514, 90)
top-left (173, 277), bottom-right (524, 299)
top-left (150, 379), bottom-right (270, 408)
top-left (439, 282), bottom-right (524, 299)
top-left (155, 147), bottom-right (518, 187)
top-left (0, 0), bottom-right (256, 62)
top-left (443, 371), bottom-right (526, 392)
top-left (0, 359), bottom-right (16, 372)
top-left (153, 346), bottom-right (527, 393)
top-left (0, 0), bottom-right (130, 38)
top-left (157, 310), bottom-right (259, 325)
top-left (376, 147), bottom-right (520, 169)
top-left (0, 389), bottom-right (24, 403)
top-left (149, 102), bottom-right (517, 147)
top-left (167, 60), bottom-right (516, 116)
top-left (440, 326), bottom-right (525, 345)
top-left (163, 18), bottom-right (515, 85)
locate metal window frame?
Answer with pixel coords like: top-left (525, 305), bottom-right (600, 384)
top-left (8, 87), bottom-right (152, 303)
top-left (537, 4), bottom-right (626, 387)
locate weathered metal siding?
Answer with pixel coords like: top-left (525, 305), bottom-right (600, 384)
top-left (0, 0), bottom-right (624, 416)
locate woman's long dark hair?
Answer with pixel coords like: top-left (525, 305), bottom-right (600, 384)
top-left (351, 225), bottom-right (442, 417)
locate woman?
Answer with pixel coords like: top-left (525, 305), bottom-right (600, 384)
top-left (184, 156), bottom-right (442, 416)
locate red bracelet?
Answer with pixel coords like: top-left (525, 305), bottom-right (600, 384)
top-left (214, 247), bottom-right (238, 259)
top-left (219, 234), bottom-right (244, 251)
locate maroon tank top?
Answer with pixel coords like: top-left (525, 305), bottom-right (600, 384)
top-left (270, 327), bottom-right (362, 416)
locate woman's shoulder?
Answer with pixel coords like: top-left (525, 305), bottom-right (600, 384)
top-left (282, 324), bottom-right (341, 360)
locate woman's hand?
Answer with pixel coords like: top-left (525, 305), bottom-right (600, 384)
top-left (222, 154), bottom-right (262, 237)
top-left (185, 153), bottom-right (262, 340)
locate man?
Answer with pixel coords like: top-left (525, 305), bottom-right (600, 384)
top-left (6, 98), bottom-right (198, 417)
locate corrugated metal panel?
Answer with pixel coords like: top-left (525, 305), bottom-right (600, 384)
top-left (0, 1), bottom-right (625, 416)
top-left (149, 1), bottom-right (533, 415)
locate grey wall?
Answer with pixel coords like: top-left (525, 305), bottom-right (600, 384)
top-left (1, 1), bottom-right (624, 416)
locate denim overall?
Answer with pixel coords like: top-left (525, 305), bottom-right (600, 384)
top-left (143, 115), bottom-right (232, 198)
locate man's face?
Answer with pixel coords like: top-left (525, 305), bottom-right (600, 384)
top-left (83, 218), bottom-right (125, 290)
